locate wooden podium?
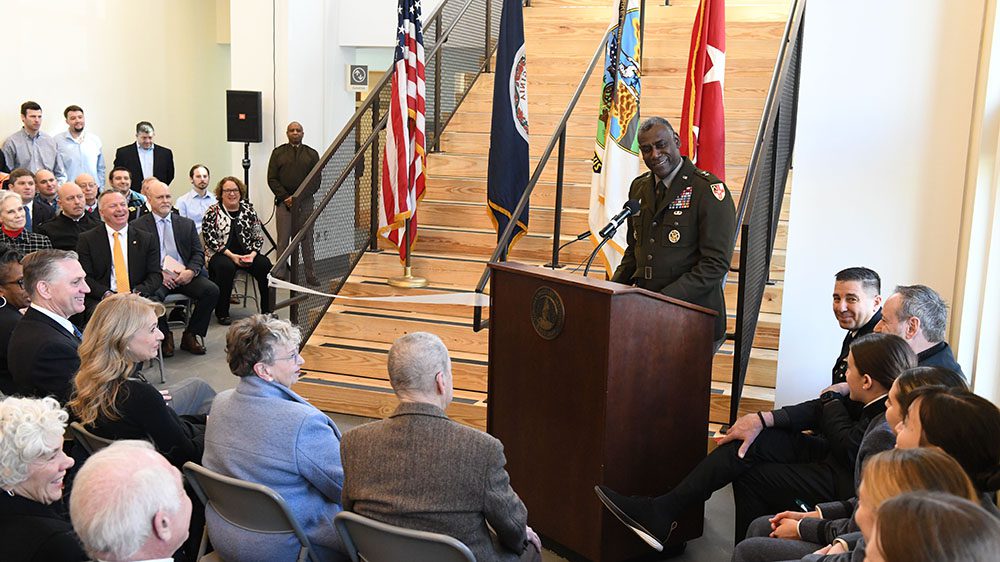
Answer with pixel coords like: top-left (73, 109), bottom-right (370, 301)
top-left (487, 262), bottom-right (716, 561)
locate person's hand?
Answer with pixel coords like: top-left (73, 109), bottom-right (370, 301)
top-left (175, 269), bottom-right (195, 286)
top-left (227, 252), bottom-right (244, 267)
top-left (525, 526), bottom-right (542, 552)
top-left (770, 518), bottom-right (800, 540)
top-left (820, 382), bottom-right (850, 397)
top-left (247, 251), bottom-right (258, 261)
top-left (813, 544), bottom-right (833, 555)
top-left (826, 541), bottom-right (847, 555)
top-left (159, 389), bottom-right (172, 403)
top-left (716, 412), bottom-right (765, 458)
top-left (283, 196), bottom-right (294, 209)
top-left (162, 270), bottom-right (178, 290)
top-left (769, 510), bottom-right (818, 528)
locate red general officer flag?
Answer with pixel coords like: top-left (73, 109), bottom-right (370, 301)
top-left (680, 0), bottom-right (726, 180)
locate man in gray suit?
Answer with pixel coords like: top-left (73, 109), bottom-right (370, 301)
top-left (340, 332), bottom-right (542, 562)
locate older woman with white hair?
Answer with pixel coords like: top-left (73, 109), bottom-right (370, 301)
top-left (203, 314), bottom-right (346, 561)
top-left (0, 396), bottom-right (87, 561)
top-left (0, 190), bottom-right (53, 255)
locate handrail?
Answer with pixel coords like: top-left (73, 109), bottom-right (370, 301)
top-left (729, 0), bottom-right (805, 254)
top-left (471, 30), bottom-right (610, 331)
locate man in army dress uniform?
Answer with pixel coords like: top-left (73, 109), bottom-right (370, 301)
top-left (611, 117), bottom-right (736, 348)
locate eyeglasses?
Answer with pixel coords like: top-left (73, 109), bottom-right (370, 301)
top-left (274, 350), bottom-right (302, 362)
top-left (1, 278), bottom-right (24, 288)
top-left (221, 189), bottom-right (241, 194)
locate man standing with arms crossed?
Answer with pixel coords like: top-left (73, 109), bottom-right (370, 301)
top-left (267, 121), bottom-right (319, 285)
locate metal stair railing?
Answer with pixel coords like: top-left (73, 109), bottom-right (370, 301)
top-left (271, 0), bottom-right (503, 342)
top-left (726, 0), bottom-right (806, 424)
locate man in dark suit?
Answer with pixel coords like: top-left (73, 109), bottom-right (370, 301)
top-left (113, 121), bottom-right (174, 186)
top-left (133, 180), bottom-right (219, 355)
top-left (8, 249), bottom-right (90, 403)
top-left (6, 168), bottom-right (55, 232)
top-left (341, 332), bottom-right (542, 562)
top-left (37, 182), bottom-right (101, 250)
top-left (76, 190), bottom-right (162, 320)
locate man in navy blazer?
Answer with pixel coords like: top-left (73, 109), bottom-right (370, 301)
top-left (76, 190), bottom-right (162, 319)
top-left (9, 249), bottom-right (90, 403)
top-left (113, 121), bottom-right (175, 186)
top-left (132, 180), bottom-right (219, 355)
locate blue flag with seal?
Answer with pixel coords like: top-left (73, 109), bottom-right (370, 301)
top-left (487, 0), bottom-right (529, 259)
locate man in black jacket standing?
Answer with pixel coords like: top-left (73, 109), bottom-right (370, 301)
top-left (267, 121), bottom-right (319, 284)
top-left (113, 121), bottom-right (175, 186)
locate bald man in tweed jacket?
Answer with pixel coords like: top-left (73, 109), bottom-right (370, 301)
top-left (340, 332), bottom-right (542, 562)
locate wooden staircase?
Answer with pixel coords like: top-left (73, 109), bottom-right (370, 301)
top-left (295, 0), bottom-right (793, 445)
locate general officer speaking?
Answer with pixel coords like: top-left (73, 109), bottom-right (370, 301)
top-left (610, 117), bottom-right (736, 347)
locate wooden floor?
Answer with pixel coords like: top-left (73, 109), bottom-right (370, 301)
top-left (296, 0), bottom-right (793, 446)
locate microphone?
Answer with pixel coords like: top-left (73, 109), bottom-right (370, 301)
top-left (598, 199), bottom-right (640, 239)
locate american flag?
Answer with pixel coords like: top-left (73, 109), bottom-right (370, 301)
top-left (379, 0), bottom-right (427, 261)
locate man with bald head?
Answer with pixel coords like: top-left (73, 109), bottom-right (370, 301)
top-left (74, 173), bottom-right (100, 215)
top-left (37, 182), bottom-right (102, 250)
top-left (133, 180), bottom-right (219, 355)
top-left (34, 169), bottom-right (59, 211)
top-left (267, 121), bottom-right (319, 284)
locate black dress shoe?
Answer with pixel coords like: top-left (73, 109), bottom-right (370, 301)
top-left (216, 316), bottom-right (232, 326)
top-left (594, 485), bottom-right (676, 552)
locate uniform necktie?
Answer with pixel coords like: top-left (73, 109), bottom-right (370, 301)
top-left (24, 206), bottom-right (31, 232)
top-left (112, 231), bottom-right (130, 294)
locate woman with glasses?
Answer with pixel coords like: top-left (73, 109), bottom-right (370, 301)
top-left (203, 314), bottom-right (347, 561)
top-left (0, 248), bottom-right (27, 395)
top-left (201, 176), bottom-right (273, 325)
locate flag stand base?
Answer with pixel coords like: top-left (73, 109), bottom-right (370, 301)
top-left (388, 267), bottom-right (428, 288)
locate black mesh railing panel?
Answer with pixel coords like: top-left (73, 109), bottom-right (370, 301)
top-left (275, 0), bottom-right (501, 341)
top-left (729, 0), bottom-right (805, 423)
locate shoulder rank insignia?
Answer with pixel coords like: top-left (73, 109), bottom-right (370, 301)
top-left (697, 169), bottom-right (710, 177)
top-left (711, 183), bottom-right (726, 201)
top-left (669, 186), bottom-right (693, 209)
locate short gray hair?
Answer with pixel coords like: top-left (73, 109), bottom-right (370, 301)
top-left (0, 397), bottom-right (69, 488)
top-left (894, 284), bottom-right (948, 343)
top-left (226, 314), bottom-right (302, 376)
top-left (135, 121), bottom-right (154, 135)
top-left (69, 440), bottom-right (183, 560)
top-left (639, 116), bottom-right (676, 135)
top-left (387, 332), bottom-right (451, 395)
top-left (22, 249), bottom-right (80, 299)
top-left (0, 189), bottom-right (23, 210)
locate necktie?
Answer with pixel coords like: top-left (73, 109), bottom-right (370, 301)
top-left (158, 218), bottom-right (181, 265)
top-left (112, 232), bottom-right (130, 294)
top-left (24, 206), bottom-right (31, 232)
top-left (71, 324), bottom-right (83, 340)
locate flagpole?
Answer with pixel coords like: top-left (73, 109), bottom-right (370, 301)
top-left (388, 218), bottom-right (428, 288)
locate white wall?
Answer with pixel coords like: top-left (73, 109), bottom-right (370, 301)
top-left (0, 0), bottom-right (231, 193)
top-left (338, 0), bottom-right (445, 47)
top-left (775, 0), bottom-right (988, 406)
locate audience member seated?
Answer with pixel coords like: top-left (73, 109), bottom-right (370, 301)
top-left (176, 164), bottom-right (216, 233)
top-left (0, 191), bottom-right (53, 255)
top-left (67, 294), bottom-right (211, 468)
top-left (203, 314), bottom-right (347, 561)
top-left (113, 121), bottom-right (175, 187)
top-left (0, 249), bottom-right (26, 395)
top-left (202, 176), bottom-right (273, 324)
top-left (133, 180), bottom-right (219, 356)
top-left (874, 284), bottom-right (963, 375)
top-left (341, 332), bottom-right (543, 562)
top-left (69, 440), bottom-right (192, 562)
top-left (733, 366), bottom-right (970, 561)
top-left (76, 190), bottom-right (161, 319)
top-left (9, 250), bottom-right (89, 403)
top-left (106, 166), bottom-right (148, 222)
top-left (33, 169), bottom-right (59, 212)
top-left (74, 173), bottom-right (99, 216)
top-left (597, 333), bottom-right (916, 548)
top-left (0, 396), bottom-right (86, 561)
top-left (6, 168), bottom-right (55, 232)
top-left (868, 491), bottom-right (1000, 562)
top-left (37, 182), bottom-right (101, 250)
top-left (828, 267), bottom-right (883, 384)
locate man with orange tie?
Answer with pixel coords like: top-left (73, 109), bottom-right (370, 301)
top-left (76, 190), bottom-right (162, 321)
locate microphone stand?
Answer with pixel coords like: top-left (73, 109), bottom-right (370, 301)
top-left (582, 231), bottom-right (615, 277)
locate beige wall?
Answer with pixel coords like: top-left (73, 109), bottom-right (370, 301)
top-left (0, 0), bottom-right (231, 195)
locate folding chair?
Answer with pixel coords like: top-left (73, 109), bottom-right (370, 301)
top-left (334, 511), bottom-right (476, 562)
top-left (68, 422), bottom-right (114, 455)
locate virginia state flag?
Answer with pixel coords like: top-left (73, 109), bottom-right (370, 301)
top-left (589, 0), bottom-right (642, 273)
top-left (487, 0), bottom-right (529, 259)
top-left (680, 0), bottom-right (726, 179)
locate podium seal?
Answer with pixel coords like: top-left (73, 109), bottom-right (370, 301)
top-left (531, 286), bottom-right (565, 340)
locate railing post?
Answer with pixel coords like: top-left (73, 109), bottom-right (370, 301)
top-left (433, 13), bottom-right (443, 152)
top-left (484, 0), bottom-right (492, 73)
top-left (369, 96), bottom-right (381, 252)
top-left (548, 127), bottom-right (566, 268)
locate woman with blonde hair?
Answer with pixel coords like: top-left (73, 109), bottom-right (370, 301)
top-left (68, 293), bottom-right (205, 468)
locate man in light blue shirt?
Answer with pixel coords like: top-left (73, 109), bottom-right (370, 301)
top-left (54, 105), bottom-right (105, 188)
top-left (176, 164), bottom-right (216, 233)
top-left (2, 101), bottom-right (65, 181)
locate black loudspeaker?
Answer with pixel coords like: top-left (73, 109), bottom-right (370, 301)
top-left (226, 90), bottom-right (262, 143)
